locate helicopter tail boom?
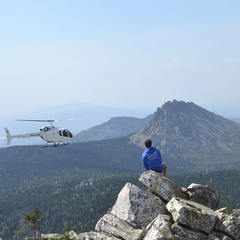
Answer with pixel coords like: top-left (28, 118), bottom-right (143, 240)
top-left (4, 128), bottom-right (12, 145)
top-left (4, 127), bottom-right (41, 145)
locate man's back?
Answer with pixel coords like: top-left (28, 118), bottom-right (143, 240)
top-left (142, 146), bottom-right (163, 172)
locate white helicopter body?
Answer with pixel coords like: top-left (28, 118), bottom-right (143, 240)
top-left (5, 120), bottom-right (73, 146)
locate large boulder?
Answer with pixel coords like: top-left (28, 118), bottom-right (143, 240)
top-left (78, 230), bottom-right (120, 240)
top-left (166, 197), bottom-right (218, 234)
top-left (95, 214), bottom-right (143, 240)
top-left (143, 214), bottom-right (174, 240)
top-left (184, 183), bottom-right (220, 210)
top-left (110, 182), bottom-right (167, 228)
top-left (139, 170), bottom-right (186, 202)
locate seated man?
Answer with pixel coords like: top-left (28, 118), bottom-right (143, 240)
top-left (142, 139), bottom-right (167, 176)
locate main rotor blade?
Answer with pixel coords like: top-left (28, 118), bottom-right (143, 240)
top-left (16, 119), bottom-right (55, 123)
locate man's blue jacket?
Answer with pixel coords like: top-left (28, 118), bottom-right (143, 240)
top-left (142, 147), bottom-right (162, 172)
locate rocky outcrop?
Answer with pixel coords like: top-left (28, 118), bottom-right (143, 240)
top-left (110, 183), bottom-right (167, 228)
top-left (166, 198), bottom-right (218, 234)
top-left (41, 170), bottom-right (240, 240)
top-left (183, 183), bottom-right (220, 210)
top-left (139, 170), bottom-right (186, 202)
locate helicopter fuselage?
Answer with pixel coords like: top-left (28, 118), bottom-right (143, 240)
top-left (40, 125), bottom-right (73, 142)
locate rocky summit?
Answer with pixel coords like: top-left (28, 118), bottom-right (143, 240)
top-left (39, 171), bottom-right (240, 240)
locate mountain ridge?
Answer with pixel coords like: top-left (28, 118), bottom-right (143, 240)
top-left (72, 115), bottom-right (152, 142)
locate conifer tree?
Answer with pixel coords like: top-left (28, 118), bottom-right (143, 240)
top-left (24, 208), bottom-right (42, 240)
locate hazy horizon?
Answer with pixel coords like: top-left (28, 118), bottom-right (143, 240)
top-left (1, 1), bottom-right (240, 118)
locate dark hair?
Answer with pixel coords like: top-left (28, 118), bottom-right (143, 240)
top-left (145, 139), bottom-right (152, 148)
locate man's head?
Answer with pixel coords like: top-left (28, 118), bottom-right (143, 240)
top-left (145, 139), bottom-right (152, 148)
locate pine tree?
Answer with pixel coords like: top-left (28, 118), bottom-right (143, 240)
top-left (24, 208), bottom-right (42, 240)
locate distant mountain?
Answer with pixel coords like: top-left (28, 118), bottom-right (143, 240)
top-left (72, 115), bottom-right (152, 143)
top-left (130, 100), bottom-right (240, 172)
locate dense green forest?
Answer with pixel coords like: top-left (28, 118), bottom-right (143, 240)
top-left (1, 169), bottom-right (240, 240)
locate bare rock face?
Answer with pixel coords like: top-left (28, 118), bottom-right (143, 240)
top-left (95, 213), bottom-right (143, 240)
top-left (171, 222), bottom-right (207, 240)
top-left (78, 230), bottom-right (120, 240)
top-left (143, 214), bottom-right (174, 240)
top-left (139, 170), bottom-right (186, 201)
top-left (166, 197), bottom-right (218, 234)
top-left (110, 182), bottom-right (167, 228)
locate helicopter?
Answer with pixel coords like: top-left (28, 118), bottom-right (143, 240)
top-left (4, 119), bottom-right (73, 147)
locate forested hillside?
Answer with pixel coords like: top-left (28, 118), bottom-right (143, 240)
top-left (0, 137), bottom-right (143, 194)
top-left (1, 169), bottom-right (240, 240)
top-left (72, 115), bottom-right (152, 143)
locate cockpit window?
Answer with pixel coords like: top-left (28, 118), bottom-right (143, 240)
top-left (59, 129), bottom-right (73, 138)
top-left (68, 131), bottom-right (73, 138)
top-left (63, 130), bottom-right (68, 137)
top-left (40, 126), bottom-right (51, 132)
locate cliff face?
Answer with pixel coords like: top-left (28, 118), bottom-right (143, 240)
top-left (42, 171), bottom-right (240, 240)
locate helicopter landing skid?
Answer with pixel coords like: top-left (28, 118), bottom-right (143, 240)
top-left (43, 142), bottom-right (69, 148)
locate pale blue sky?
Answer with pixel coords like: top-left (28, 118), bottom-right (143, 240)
top-left (1, 0), bottom-right (240, 118)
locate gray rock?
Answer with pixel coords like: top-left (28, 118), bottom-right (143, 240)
top-left (166, 197), bottom-right (218, 234)
top-left (78, 230), bottom-right (120, 240)
top-left (139, 170), bottom-right (186, 202)
top-left (110, 182), bottom-right (167, 228)
top-left (206, 232), bottom-right (220, 240)
top-left (186, 183), bottom-right (220, 210)
top-left (171, 222), bottom-right (207, 240)
top-left (95, 213), bottom-right (143, 240)
top-left (39, 233), bottom-right (62, 239)
top-left (143, 214), bottom-right (174, 240)
top-left (215, 208), bottom-right (240, 240)
top-left (212, 232), bottom-right (232, 240)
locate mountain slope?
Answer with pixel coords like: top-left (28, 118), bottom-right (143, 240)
top-left (72, 115), bottom-right (152, 142)
top-left (130, 100), bottom-right (240, 172)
